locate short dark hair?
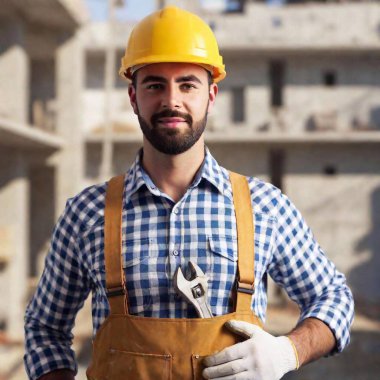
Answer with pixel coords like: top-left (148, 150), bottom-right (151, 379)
top-left (131, 68), bottom-right (213, 88)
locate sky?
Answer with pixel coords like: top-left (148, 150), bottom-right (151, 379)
top-left (85, 0), bottom-right (157, 22)
top-left (84, 0), bottom-right (248, 22)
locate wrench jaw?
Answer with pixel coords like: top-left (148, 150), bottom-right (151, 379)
top-left (188, 261), bottom-right (207, 280)
top-left (173, 261), bottom-right (213, 318)
top-left (173, 266), bottom-right (193, 304)
top-left (173, 265), bottom-right (201, 314)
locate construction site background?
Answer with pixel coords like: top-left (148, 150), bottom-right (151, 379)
top-left (0, 0), bottom-right (379, 379)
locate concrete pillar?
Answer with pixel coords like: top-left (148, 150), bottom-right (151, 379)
top-left (54, 32), bottom-right (84, 215)
top-left (0, 150), bottom-right (29, 340)
top-left (0, 19), bottom-right (29, 123)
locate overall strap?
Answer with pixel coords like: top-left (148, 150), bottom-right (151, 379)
top-left (104, 175), bottom-right (128, 315)
top-left (229, 171), bottom-right (255, 314)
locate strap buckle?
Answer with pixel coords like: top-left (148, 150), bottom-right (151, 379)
top-left (237, 281), bottom-right (255, 295)
top-left (106, 285), bottom-right (126, 298)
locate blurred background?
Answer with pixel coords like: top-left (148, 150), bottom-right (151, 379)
top-left (0, 0), bottom-right (379, 378)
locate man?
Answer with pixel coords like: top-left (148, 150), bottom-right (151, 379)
top-left (24, 6), bottom-right (354, 380)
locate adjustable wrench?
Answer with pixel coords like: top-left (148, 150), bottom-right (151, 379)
top-left (173, 260), bottom-right (213, 318)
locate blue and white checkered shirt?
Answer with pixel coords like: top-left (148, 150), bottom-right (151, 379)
top-left (24, 148), bottom-right (354, 380)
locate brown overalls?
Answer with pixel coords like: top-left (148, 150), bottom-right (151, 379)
top-left (87, 172), bottom-right (263, 380)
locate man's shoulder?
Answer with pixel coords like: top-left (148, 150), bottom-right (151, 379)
top-left (64, 181), bottom-right (107, 230)
top-left (244, 175), bottom-right (301, 225)
top-left (245, 175), bottom-right (286, 219)
top-left (218, 166), bottom-right (286, 219)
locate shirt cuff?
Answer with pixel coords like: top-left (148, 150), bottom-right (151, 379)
top-left (299, 292), bottom-right (354, 355)
top-left (24, 346), bottom-right (77, 380)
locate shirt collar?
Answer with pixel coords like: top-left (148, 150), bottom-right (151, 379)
top-left (124, 146), bottom-right (233, 202)
top-left (199, 147), bottom-right (232, 200)
top-left (123, 149), bottom-right (149, 201)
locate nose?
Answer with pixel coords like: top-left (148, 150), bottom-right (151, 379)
top-left (161, 83), bottom-right (181, 109)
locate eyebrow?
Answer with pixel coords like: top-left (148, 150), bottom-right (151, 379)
top-left (141, 74), bottom-right (202, 85)
top-left (141, 75), bottom-right (167, 84)
top-left (176, 75), bottom-right (202, 84)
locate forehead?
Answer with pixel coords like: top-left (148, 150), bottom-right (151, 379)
top-left (136, 62), bottom-right (209, 83)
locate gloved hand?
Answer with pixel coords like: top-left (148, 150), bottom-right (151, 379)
top-left (202, 320), bottom-right (299, 380)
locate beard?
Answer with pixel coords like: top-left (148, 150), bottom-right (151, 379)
top-left (137, 107), bottom-right (208, 155)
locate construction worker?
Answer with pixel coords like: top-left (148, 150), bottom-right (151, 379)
top-left (24, 6), bottom-right (354, 380)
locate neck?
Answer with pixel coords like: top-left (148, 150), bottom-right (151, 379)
top-left (141, 138), bottom-right (205, 203)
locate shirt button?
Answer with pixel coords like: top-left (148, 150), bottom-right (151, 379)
top-left (173, 207), bottom-right (179, 214)
top-left (173, 250), bottom-right (179, 256)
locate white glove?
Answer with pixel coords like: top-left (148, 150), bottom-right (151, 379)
top-left (202, 320), bottom-right (299, 380)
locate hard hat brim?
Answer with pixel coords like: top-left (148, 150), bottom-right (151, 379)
top-left (119, 57), bottom-right (226, 83)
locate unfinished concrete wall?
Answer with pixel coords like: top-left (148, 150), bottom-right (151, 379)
top-left (54, 33), bottom-right (85, 213)
top-left (0, 148), bottom-right (30, 339)
top-left (213, 3), bottom-right (380, 49)
top-left (285, 54), bottom-right (380, 132)
top-left (215, 57), bottom-right (269, 130)
top-left (29, 58), bottom-right (56, 131)
top-left (0, 19), bottom-right (29, 123)
top-left (82, 49), bottom-right (135, 135)
top-left (85, 142), bottom-right (141, 183)
top-left (29, 166), bottom-right (56, 278)
top-left (216, 53), bottom-right (380, 132)
top-left (208, 142), bottom-right (269, 181)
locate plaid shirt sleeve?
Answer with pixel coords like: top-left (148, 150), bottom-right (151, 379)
top-left (24, 198), bottom-right (90, 380)
top-left (266, 187), bottom-right (354, 354)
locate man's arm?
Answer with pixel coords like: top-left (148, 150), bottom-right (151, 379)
top-left (24, 199), bottom-right (90, 380)
top-left (202, 316), bottom-right (336, 380)
top-left (268, 190), bottom-right (354, 355)
top-left (288, 317), bottom-right (335, 367)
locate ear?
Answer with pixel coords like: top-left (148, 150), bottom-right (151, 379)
top-left (128, 84), bottom-right (138, 115)
top-left (207, 83), bottom-right (218, 113)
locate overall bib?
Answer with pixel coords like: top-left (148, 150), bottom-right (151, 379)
top-left (87, 172), bottom-right (263, 380)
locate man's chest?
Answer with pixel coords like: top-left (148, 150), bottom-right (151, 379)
top-left (80, 191), bottom-right (276, 316)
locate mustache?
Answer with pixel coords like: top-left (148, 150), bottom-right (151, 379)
top-left (151, 109), bottom-right (193, 126)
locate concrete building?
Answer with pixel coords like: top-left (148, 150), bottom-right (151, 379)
top-left (0, 0), bottom-right (87, 341)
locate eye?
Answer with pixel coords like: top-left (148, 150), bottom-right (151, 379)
top-left (180, 83), bottom-right (197, 91)
top-left (146, 83), bottom-right (164, 90)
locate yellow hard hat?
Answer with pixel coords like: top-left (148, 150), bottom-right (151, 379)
top-left (119, 6), bottom-right (226, 83)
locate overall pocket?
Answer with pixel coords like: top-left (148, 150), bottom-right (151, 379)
top-left (191, 354), bottom-right (207, 380)
top-left (107, 349), bottom-right (172, 380)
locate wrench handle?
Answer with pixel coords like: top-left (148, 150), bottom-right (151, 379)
top-left (197, 300), bottom-right (213, 318)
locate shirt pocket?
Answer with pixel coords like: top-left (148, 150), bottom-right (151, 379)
top-left (122, 237), bottom-right (164, 314)
top-left (207, 235), bottom-right (238, 315)
top-left (208, 235), bottom-right (237, 263)
top-left (122, 237), bottom-right (159, 268)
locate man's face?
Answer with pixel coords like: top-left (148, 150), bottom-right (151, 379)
top-left (128, 63), bottom-right (218, 155)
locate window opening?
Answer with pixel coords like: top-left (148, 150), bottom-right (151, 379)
top-left (269, 60), bottom-right (285, 108)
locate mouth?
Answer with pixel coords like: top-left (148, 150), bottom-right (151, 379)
top-left (157, 117), bottom-right (187, 128)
